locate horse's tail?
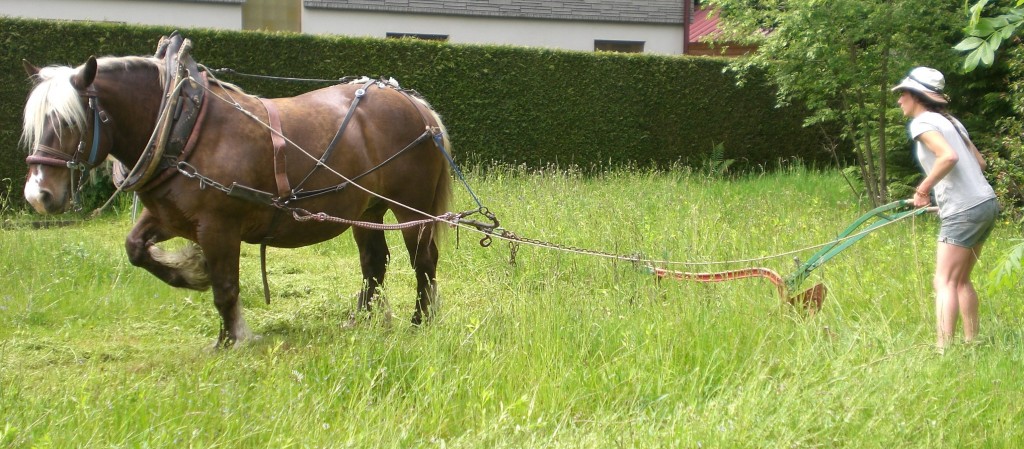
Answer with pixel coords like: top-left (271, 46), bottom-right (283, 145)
top-left (427, 107), bottom-right (454, 239)
top-left (407, 93), bottom-right (454, 240)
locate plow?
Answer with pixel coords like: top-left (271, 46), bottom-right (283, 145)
top-left (646, 200), bottom-right (936, 312)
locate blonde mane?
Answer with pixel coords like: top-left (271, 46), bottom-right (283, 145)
top-left (21, 65), bottom-right (87, 151)
top-left (20, 56), bottom-right (163, 152)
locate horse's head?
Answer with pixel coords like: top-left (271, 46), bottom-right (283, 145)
top-left (22, 56), bottom-right (112, 214)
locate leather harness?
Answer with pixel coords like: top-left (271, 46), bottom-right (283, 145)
top-left (114, 31), bottom-right (208, 192)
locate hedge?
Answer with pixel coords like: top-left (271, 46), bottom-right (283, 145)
top-left (0, 18), bottom-right (832, 208)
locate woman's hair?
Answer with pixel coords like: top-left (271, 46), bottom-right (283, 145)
top-left (906, 89), bottom-right (949, 114)
top-left (907, 89), bottom-right (967, 146)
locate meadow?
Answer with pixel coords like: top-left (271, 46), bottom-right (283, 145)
top-left (1, 166), bottom-right (1022, 448)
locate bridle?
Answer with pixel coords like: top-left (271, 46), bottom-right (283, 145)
top-left (25, 87), bottom-right (111, 209)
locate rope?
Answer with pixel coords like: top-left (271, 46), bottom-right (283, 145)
top-left (463, 204), bottom-right (932, 268)
top-left (204, 67), bottom-right (362, 85)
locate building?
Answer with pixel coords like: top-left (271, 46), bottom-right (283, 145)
top-left (684, 5), bottom-right (757, 56)
top-left (0, 0), bottom-right (746, 56)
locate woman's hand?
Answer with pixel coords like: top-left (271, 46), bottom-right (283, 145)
top-left (913, 189), bottom-right (931, 207)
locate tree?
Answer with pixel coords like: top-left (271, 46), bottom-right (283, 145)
top-left (956, 1), bottom-right (1024, 219)
top-left (958, 0), bottom-right (1024, 294)
top-left (705, 0), bottom-right (962, 206)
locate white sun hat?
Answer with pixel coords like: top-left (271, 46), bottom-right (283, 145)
top-left (891, 66), bottom-right (949, 105)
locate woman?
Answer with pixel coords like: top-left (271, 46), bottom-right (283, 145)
top-left (892, 66), bottom-right (999, 349)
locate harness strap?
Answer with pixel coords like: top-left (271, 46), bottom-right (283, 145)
top-left (31, 143), bottom-right (65, 159)
top-left (260, 243), bottom-right (271, 305)
top-left (26, 155), bottom-right (74, 168)
top-left (292, 79), bottom-right (375, 194)
top-left (259, 98), bottom-right (292, 199)
top-left (254, 97), bottom-right (291, 306)
top-left (86, 97), bottom-right (103, 166)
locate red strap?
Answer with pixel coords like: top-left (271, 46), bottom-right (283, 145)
top-left (260, 98), bottom-right (291, 199)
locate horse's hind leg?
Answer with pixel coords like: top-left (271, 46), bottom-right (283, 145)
top-left (353, 221), bottom-right (390, 314)
top-left (125, 209), bottom-right (211, 290)
top-left (400, 224), bottom-right (440, 325)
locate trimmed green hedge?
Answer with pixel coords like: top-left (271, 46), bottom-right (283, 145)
top-left (0, 18), bottom-right (831, 207)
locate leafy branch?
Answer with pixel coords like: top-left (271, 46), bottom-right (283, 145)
top-left (956, 0), bottom-right (1024, 71)
top-left (987, 239), bottom-right (1024, 295)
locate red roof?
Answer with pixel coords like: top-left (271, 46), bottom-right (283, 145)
top-left (688, 7), bottom-right (720, 43)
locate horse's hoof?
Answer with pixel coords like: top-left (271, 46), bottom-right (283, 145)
top-left (210, 332), bottom-right (262, 350)
top-left (342, 311), bottom-right (361, 329)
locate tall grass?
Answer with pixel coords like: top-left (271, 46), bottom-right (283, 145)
top-left (1, 167), bottom-right (1021, 448)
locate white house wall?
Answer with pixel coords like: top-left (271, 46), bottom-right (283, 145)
top-left (0, 0), bottom-right (685, 54)
top-left (304, 9), bottom-right (685, 54)
top-left (0, 0), bottom-right (242, 30)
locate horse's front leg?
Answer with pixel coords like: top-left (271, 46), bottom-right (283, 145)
top-left (197, 224), bottom-right (253, 348)
top-left (125, 209), bottom-right (210, 290)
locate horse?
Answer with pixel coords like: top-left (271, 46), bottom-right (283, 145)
top-left (20, 34), bottom-right (454, 347)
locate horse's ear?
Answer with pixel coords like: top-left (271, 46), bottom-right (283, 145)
top-left (70, 56), bottom-right (98, 90)
top-left (22, 59), bottom-right (40, 77)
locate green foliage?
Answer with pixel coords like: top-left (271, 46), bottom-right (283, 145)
top-left (701, 142), bottom-right (736, 179)
top-left (957, 4), bottom-right (1024, 218)
top-left (956, 0), bottom-right (1024, 71)
top-left (0, 18), bottom-right (830, 211)
top-left (707, 0), bottom-right (963, 206)
top-left (0, 178), bottom-right (16, 216)
top-left (987, 239), bottom-right (1024, 294)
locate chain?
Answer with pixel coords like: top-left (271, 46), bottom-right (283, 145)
top-left (176, 161), bottom-right (233, 194)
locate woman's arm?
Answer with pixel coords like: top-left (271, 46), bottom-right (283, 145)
top-left (913, 130), bottom-right (959, 207)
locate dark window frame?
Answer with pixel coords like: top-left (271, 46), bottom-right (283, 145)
top-left (594, 40), bottom-right (645, 53)
top-left (386, 32), bottom-right (449, 42)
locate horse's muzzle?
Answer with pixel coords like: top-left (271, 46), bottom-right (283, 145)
top-left (24, 171), bottom-right (69, 214)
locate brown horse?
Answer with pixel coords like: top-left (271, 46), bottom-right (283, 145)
top-left (21, 35), bottom-right (453, 347)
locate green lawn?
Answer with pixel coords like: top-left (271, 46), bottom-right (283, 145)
top-left (1, 167), bottom-right (1021, 448)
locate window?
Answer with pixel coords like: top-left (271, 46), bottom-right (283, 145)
top-left (594, 40), bottom-right (645, 53)
top-left (386, 33), bottom-right (449, 42)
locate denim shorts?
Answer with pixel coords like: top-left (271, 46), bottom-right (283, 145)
top-left (938, 198), bottom-right (999, 248)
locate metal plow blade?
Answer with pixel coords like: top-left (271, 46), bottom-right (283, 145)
top-left (787, 283), bottom-right (826, 313)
